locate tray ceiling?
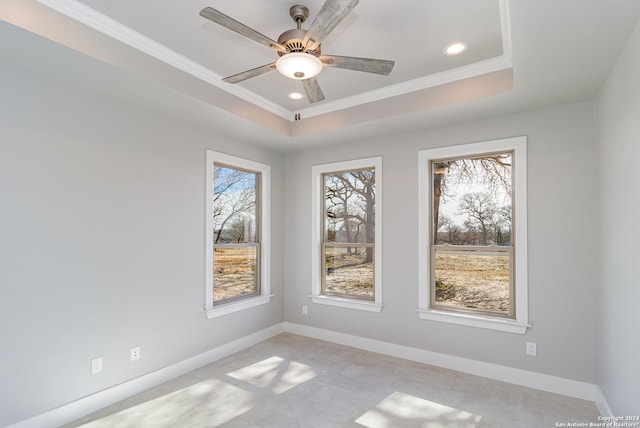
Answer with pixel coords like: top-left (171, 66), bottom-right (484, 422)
top-left (1, 0), bottom-right (639, 149)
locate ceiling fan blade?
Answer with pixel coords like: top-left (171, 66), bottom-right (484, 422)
top-left (320, 55), bottom-right (395, 75)
top-left (302, 0), bottom-right (359, 52)
top-left (302, 78), bottom-right (326, 103)
top-left (222, 63), bottom-right (277, 83)
top-left (200, 7), bottom-right (287, 54)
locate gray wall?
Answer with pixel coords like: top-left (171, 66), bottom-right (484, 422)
top-left (596, 19), bottom-right (640, 415)
top-left (284, 101), bottom-right (598, 383)
top-left (0, 62), bottom-right (284, 426)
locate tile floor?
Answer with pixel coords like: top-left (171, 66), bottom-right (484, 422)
top-left (64, 333), bottom-right (600, 427)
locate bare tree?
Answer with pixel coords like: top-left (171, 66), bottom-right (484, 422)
top-left (493, 204), bottom-right (512, 245)
top-left (457, 192), bottom-right (498, 245)
top-left (433, 154), bottom-right (511, 238)
top-left (214, 166), bottom-right (248, 217)
top-left (213, 166), bottom-right (256, 244)
top-left (325, 169), bottom-right (375, 262)
top-left (437, 214), bottom-right (464, 244)
top-left (228, 217), bottom-right (247, 243)
top-left (326, 174), bottom-right (355, 251)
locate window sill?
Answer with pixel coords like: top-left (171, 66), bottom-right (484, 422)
top-left (206, 295), bottom-right (273, 319)
top-left (417, 308), bottom-right (529, 334)
top-left (311, 295), bottom-right (382, 312)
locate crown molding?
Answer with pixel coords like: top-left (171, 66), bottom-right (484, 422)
top-left (299, 54), bottom-right (513, 119)
top-left (34, 0), bottom-right (292, 120)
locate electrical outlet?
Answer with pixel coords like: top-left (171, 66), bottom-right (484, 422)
top-left (526, 342), bottom-right (537, 356)
top-left (91, 357), bottom-right (103, 374)
top-left (302, 305), bottom-right (308, 315)
top-left (131, 346), bottom-right (141, 362)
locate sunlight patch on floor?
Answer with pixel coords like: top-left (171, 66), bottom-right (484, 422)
top-left (227, 355), bottom-right (317, 394)
top-left (355, 391), bottom-right (482, 428)
top-left (78, 378), bottom-right (253, 427)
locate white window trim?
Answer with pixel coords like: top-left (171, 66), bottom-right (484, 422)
top-left (311, 157), bottom-right (383, 312)
top-left (205, 150), bottom-right (271, 319)
top-left (417, 136), bottom-right (529, 334)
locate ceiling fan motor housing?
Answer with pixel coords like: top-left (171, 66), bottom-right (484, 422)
top-left (277, 29), bottom-right (321, 56)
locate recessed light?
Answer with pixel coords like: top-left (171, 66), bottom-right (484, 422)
top-left (289, 92), bottom-right (304, 100)
top-left (444, 42), bottom-right (468, 56)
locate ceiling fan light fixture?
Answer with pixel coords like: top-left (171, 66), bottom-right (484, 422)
top-left (276, 52), bottom-right (322, 80)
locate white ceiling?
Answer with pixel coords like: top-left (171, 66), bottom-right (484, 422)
top-left (1, 0), bottom-right (639, 151)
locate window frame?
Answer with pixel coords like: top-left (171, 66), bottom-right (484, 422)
top-left (205, 150), bottom-right (271, 319)
top-left (311, 157), bottom-right (383, 312)
top-left (417, 137), bottom-right (529, 333)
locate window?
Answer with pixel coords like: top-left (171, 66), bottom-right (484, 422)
top-left (311, 157), bottom-right (382, 311)
top-left (206, 151), bottom-right (271, 318)
top-left (418, 137), bottom-right (528, 333)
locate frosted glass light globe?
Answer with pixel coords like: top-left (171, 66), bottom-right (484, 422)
top-left (276, 52), bottom-right (322, 80)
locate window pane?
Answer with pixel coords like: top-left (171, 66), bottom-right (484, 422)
top-left (213, 246), bottom-right (258, 301)
top-left (434, 247), bottom-right (510, 315)
top-left (213, 164), bottom-right (258, 244)
top-left (212, 162), bottom-right (260, 303)
top-left (433, 153), bottom-right (512, 246)
top-left (324, 169), bottom-right (375, 244)
top-left (324, 245), bottom-right (374, 299)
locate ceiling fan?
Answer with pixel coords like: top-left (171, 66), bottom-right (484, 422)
top-left (199, 0), bottom-right (395, 104)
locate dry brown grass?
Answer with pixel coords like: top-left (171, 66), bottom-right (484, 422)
top-left (324, 248), bottom-right (373, 298)
top-left (212, 247), bottom-right (509, 310)
top-left (435, 252), bottom-right (510, 312)
top-left (213, 247), bottom-right (258, 301)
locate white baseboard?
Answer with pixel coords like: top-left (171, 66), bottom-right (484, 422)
top-left (282, 322), bottom-right (601, 403)
top-left (7, 323), bottom-right (285, 428)
top-left (594, 387), bottom-right (613, 417)
top-left (10, 321), bottom-right (606, 427)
